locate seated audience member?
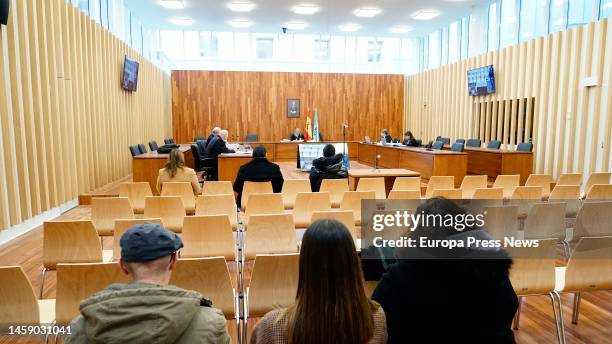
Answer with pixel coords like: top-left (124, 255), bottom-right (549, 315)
top-left (402, 131), bottom-right (419, 147)
top-left (290, 128), bottom-right (305, 141)
top-left (203, 129), bottom-right (236, 180)
top-left (233, 145), bottom-right (284, 208)
top-left (64, 223), bottom-right (230, 344)
top-left (381, 129), bottom-right (392, 143)
top-left (371, 198), bottom-right (518, 344)
top-left (205, 127), bottom-right (221, 148)
top-left (157, 148), bottom-right (201, 195)
top-left (251, 219), bottom-right (387, 344)
top-left (309, 144), bottom-right (348, 192)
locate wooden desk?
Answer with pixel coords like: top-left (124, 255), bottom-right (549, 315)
top-left (218, 153), bottom-right (253, 182)
top-left (349, 169), bottom-right (421, 197)
top-left (443, 145), bottom-right (533, 183)
top-left (358, 143), bottom-right (467, 186)
top-left (132, 144), bottom-right (195, 194)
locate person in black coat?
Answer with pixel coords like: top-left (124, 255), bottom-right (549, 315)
top-left (233, 145), bottom-right (284, 208)
top-left (381, 129), bottom-right (393, 143)
top-left (371, 198), bottom-right (519, 344)
top-left (309, 144), bottom-right (348, 192)
top-left (290, 128), bottom-right (305, 141)
top-left (203, 129), bottom-right (235, 180)
top-left (204, 127), bottom-right (221, 149)
top-left (402, 131), bottom-right (419, 147)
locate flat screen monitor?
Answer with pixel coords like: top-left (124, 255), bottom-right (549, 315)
top-left (121, 56), bottom-right (139, 92)
top-left (467, 65), bottom-right (495, 96)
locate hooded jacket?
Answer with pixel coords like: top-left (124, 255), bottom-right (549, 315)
top-left (64, 283), bottom-right (230, 344)
top-left (309, 154), bottom-right (348, 192)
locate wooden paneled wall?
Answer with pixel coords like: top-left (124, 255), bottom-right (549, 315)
top-left (0, 0), bottom-right (171, 230)
top-left (406, 19), bottom-right (611, 180)
top-left (172, 71), bottom-right (404, 143)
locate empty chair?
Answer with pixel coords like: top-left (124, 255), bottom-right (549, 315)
top-left (195, 194), bottom-right (238, 231)
top-left (549, 185), bottom-right (581, 217)
top-left (196, 140), bottom-right (208, 158)
top-left (392, 177), bottom-right (421, 192)
top-left (293, 192), bottom-right (332, 228)
top-left (483, 206), bottom-right (519, 240)
top-left (439, 137), bottom-right (451, 145)
top-left (510, 186), bottom-right (543, 200)
top-left (42, 220), bottom-right (104, 297)
top-left (244, 193), bottom-right (285, 225)
top-left (572, 201), bottom-right (612, 240)
top-left (119, 182), bottom-right (153, 214)
top-left (55, 262), bottom-right (128, 325)
top-left (202, 180), bottom-right (234, 197)
top-left (0, 266), bottom-right (55, 327)
top-left (320, 178), bottom-right (349, 208)
top-left (584, 172), bottom-right (611, 197)
top-left (430, 189), bottom-right (462, 199)
top-left (523, 203), bottom-right (567, 240)
top-left (557, 173), bottom-right (582, 186)
top-left (425, 176), bottom-right (454, 198)
top-left (241, 181), bottom-right (273, 211)
top-left (138, 144), bottom-right (147, 154)
top-left (508, 239), bottom-right (565, 343)
top-left (516, 142), bottom-right (533, 152)
top-left (244, 214), bottom-right (298, 259)
top-left (586, 184), bottom-right (612, 200)
top-left (460, 175), bottom-right (488, 199)
top-left (472, 187), bottom-right (504, 200)
top-left (455, 138), bottom-right (466, 145)
top-left (493, 175), bottom-right (520, 199)
top-left (281, 179), bottom-right (311, 209)
top-left (170, 257), bottom-right (237, 323)
top-left (91, 197), bottom-right (134, 237)
top-left (432, 141), bottom-right (444, 150)
top-left (387, 190), bottom-right (421, 200)
top-left (555, 236), bottom-right (612, 324)
top-left (466, 138), bottom-right (482, 148)
top-left (181, 215), bottom-right (236, 260)
top-left (245, 134), bottom-right (259, 142)
top-left (525, 174), bottom-right (553, 199)
top-left (190, 144), bottom-right (204, 172)
top-left (148, 140), bottom-right (159, 152)
top-left (160, 182), bottom-right (197, 213)
top-left (310, 210), bottom-right (357, 238)
top-left (164, 138), bottom-right (175, 144)
top-left (451, 143), bottom-right (464, 152)
top-left (356, 177), bottom-right (386, 199)
top-left (143, 196), bottom-right (185, 233)
top-left (129, 145), bottom-right (140, 157)
top-left (340, 191), bottom-right (376, 226)
top-left (113, 218), bottom-right (163, 260)
top-left (487, 140), bottom-right (502, 149)
top-left (193, 136), bottom-right (206, 142)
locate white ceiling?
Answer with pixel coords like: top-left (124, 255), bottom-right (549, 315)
top-left (125, 0), bottom-right (491, 37)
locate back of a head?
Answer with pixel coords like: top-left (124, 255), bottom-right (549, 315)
top-left (165, 149), bottom-right (185, 178)
top-left (286, 219), bottom-right (374, 344)
top-left (219, 129), bottom-right (229, 141)
top-left (322, 144), bottom-right (335, 158)
top-left (212, 127), bottom-right (221, 135)
top-left (253, 145), bottom-right (266, 158)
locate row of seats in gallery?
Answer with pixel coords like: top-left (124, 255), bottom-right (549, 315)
top-left (431, 137), bottom-right (534, 153)
top-left (128, 138), bottom-right (176, 156)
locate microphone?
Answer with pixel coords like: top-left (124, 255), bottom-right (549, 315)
top-left (342, 123), bottom-right (349, 128)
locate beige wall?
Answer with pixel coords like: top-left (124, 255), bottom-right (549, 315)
top-left (0, 0), bottom-right (171, 230)
top-left (406, 18), bottom-right (611, 181)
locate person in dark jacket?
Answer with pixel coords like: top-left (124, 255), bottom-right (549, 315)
top-left (381, 129), bottom-right (392, 143)
top-left (290, 128), bottom-right (305, 141)
top-left (371, 198), bottom-right (518, 344)
top-left (233, 145), bottom-right (284, 208)
top-left (203, 129), bottom-right (235, 180)
top-left (402, 131), bottom-right (419, 147)
top-left (204, 127), bottom-right (221, 149)
top-left (309, 144), bottom-right (348, 192)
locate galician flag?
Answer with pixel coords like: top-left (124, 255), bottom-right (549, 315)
top-left (313, 110), bottom-right (320, 142)
top-left (305, 115), bottom-right (313, 141)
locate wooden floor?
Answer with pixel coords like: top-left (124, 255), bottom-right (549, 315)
top-left (1, 162), bottom-right (610, 343)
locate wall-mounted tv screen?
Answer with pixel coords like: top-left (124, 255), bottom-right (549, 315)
top-left (121, 56), bottom-right (139, 92)
top-left (467, 65), bottom-right (495, 96)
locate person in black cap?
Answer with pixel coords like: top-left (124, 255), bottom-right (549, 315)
top-left (64, 223), bottom-right (230, 344)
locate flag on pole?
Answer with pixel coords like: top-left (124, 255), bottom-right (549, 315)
top-left (313, 110), bottom-right (320, 142)
top-left (305, 115), bottom-right (312, 141)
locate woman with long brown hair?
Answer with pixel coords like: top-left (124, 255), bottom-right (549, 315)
top-left (156, 148), bottom-right (201, 195)
top-left (251, 219), bottom-right (387, 344)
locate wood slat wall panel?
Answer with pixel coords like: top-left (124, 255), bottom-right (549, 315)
top-left (171, 71), bottom-right (404, 143)
top-left (0, 0), bottom-right (171, 231)
top-left (406, 19), bottom-right (611, 182)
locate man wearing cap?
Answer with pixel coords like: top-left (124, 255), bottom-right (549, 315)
top-left (64, 223), bottom-right (231, 344)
